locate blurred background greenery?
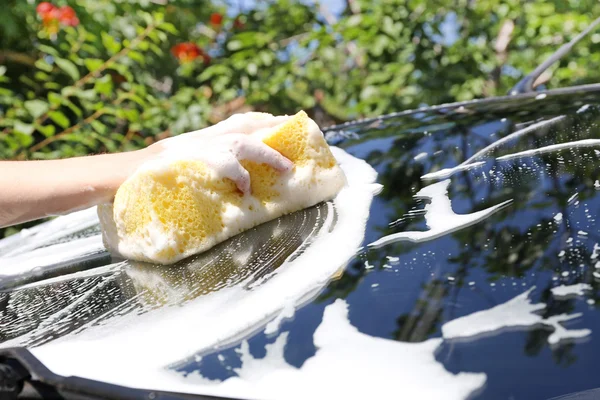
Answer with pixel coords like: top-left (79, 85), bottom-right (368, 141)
top-left (2, 0), bottom-right (600, 163)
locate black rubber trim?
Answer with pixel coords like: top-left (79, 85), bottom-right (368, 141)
top-left (0, 347), bottom-right (238, 400)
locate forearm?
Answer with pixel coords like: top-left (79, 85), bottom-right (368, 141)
top-left (0, 149), bottom-right (151, 228)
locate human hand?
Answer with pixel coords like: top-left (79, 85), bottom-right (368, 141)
top-left (144, 113), bottom-right (293, 194)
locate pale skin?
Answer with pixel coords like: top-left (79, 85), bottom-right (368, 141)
top-left (0, 113), bottom-right (292, 228)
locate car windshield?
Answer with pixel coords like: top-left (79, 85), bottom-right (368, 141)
top-left (2, 88), bottom-right (600, 400)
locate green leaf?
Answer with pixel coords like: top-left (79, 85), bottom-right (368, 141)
top-left (79, 89), bottom-right (97, 101)
top-left (84, 58), bottom-right (104, 72)
top-left (38, 44), bottom-right (59, 56)
top-left (94, 75), bottom-right (113, 96)
top-left (36, 124), bottom-right (56, 138)
top-left (55, 58), bottom-right (80, 81)
top-left (34, 71), bottom-right (50, 81)
top-left (128, 50), bottom-right (145, 65)
top-left (120, 93), bottom-right (147, 107)
top-left (101, 32), bottom-right (122, 54)
top-left (14, 120), bottom-right (35, 135)
top-left (81, 44), bottom-right (100, 56)
top-left (159, 22), bottom-right (178, 35)
top-left (44, 82), bottom-right (61, 90)
top-left (153, 11), bottom-right (164, 23)
top-left (48, 92), bottom-right (62, 106)
top-left (227, 40), bottom-right (243, 51)
top-left (48, 110), bottom-right (70, 128)
top-left (123, 108), bottom-right (140, 122)
top-left (149, 43), bottom-right (163, 56)
top-left (35, 58), bottom-right (52, 72)
top-left (90, 120), bottom-right (107, 134)
top-left (198, 64), bottom-right (230, 82)
top-left (13, 131), bottom-right (34, 147)
top-left (61, 86), bottom-right (77, 97)
top-left (141, 12), bottom-right (153, 26)
top-left (24, 100), bottom-right (49, 119)
top-left (63, 99), bottom-right (82, 117)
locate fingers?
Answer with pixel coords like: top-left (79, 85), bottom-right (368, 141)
top-left (228, 135), bottom-right (293, 172)
top-left (222, 157), bottom-right (251, 194)
top-left (201, 149), bottom-right (252, 194)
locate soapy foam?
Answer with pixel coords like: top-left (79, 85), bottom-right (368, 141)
top-left (442, 288), bottom-right (591, 345)
top-left (0, 235), bottom-right (105, 285)
top-left (421, 161), bottom-right (486, 181)
top-left (368, 179), bottom-right (511, 248)
top-left (0, 206), bottom-right (100, 258)
top-left (24, 147), bottom-right (381, 395)
top-left (178, 300), bottom-right (486, 400)
top-left (551, 283), bottom-right (592, 299)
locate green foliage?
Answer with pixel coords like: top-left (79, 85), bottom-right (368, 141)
top-left (0, 0), bottom-right (599, 161)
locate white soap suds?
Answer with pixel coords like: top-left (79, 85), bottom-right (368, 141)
top-left (0, 206), bottom-right (100, 258)
top-left (551, 283), bottom-right (592, 299)
top-left (442, 287), bottom-right (591, 345)
top-left (592, 244), bottom-right (600, 260)
top-left (0, 235), bottom-right (105, 283)
top-left (181, 300), bottom-right (485, 400)
top-left (554, 213), bottom-right (563, 223)
top-left (368, 180), bottom-right (511, 248)
top-left (421, 161), bottom-right (485, 181)
top-left (496, 139), bottom-right (600, 162)
top-left (22, 147), bottom-right (382, 396)
top-left (264, 302), bottom-right (296, 335)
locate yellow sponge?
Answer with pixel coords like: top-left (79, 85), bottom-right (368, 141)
top-left (98, 111), bottom-right (346, 264)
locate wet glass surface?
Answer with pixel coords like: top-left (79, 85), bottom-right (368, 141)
top-left (2, 88), bottom-right (600, 399)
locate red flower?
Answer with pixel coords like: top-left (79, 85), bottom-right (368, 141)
top-left (171, 42), bottom-right (210, 64)
top-left (58, 6), bottom-right (79, 27)
top-left (36, 2), bottom-right (79, 30)
top-left (210, 12), bottom-right (223, 27)
top-left (36, 2), bottom-right (56, 17)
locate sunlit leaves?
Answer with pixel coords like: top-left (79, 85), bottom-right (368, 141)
top-left (24, 99), bottom-right (49, 118)
top-left (1, 0), bottom-right (599, 168)
top-left (48, 110), bottom-right (69, 128)
top-left (54, 57), bottom-right (80, 80)
top-left (101, 31), bottom-right (122, 54)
